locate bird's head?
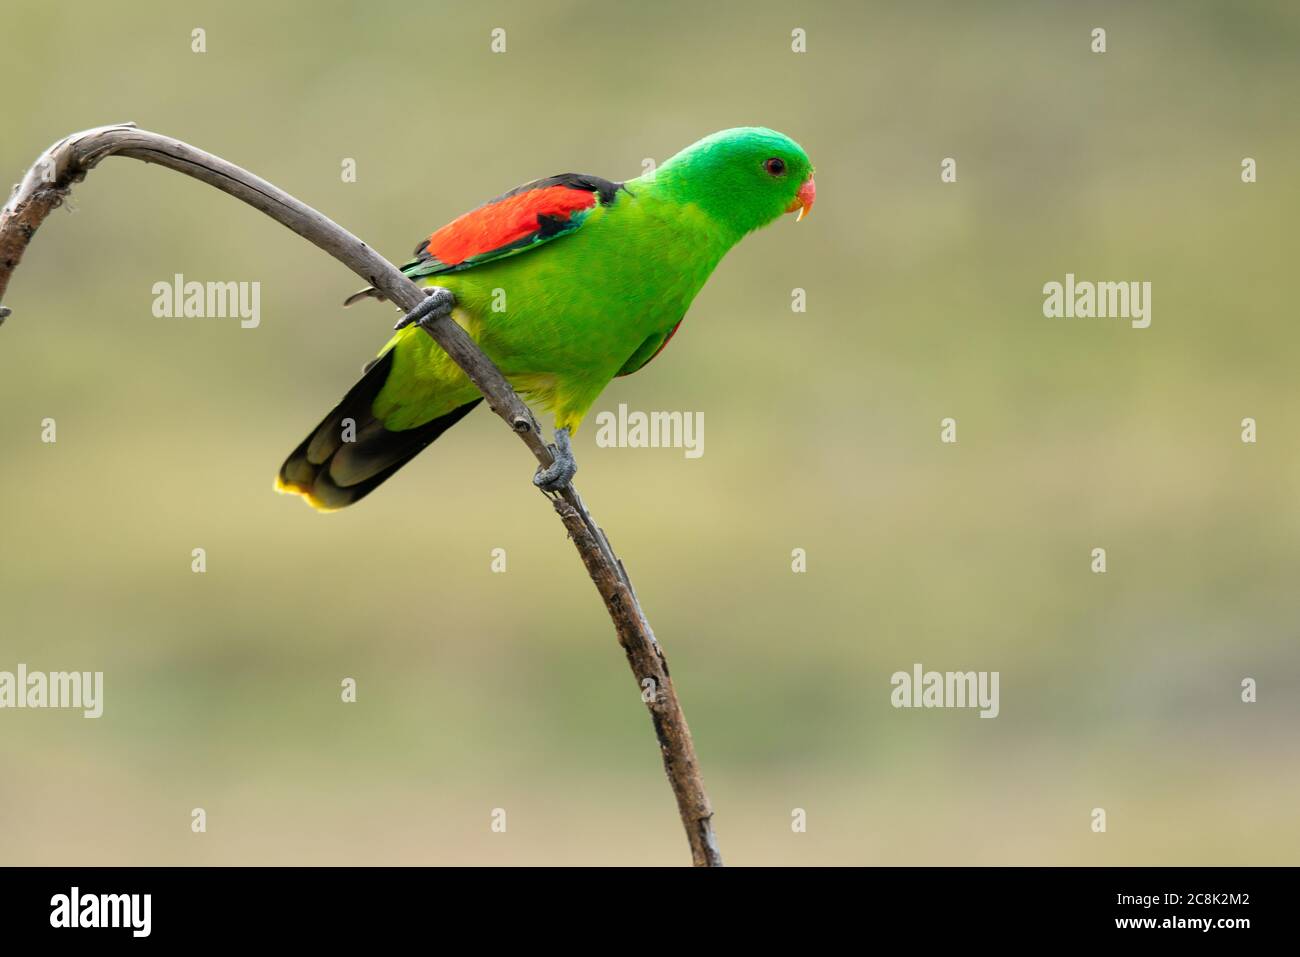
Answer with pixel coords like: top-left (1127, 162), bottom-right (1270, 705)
top-left (651, 127), bottom-right (815, 237)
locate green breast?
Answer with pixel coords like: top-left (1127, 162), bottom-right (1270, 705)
top-left (434, 183), bottom-right (733, 381)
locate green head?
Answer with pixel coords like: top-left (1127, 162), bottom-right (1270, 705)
top-left (646, 127), bottom-right (816, 238)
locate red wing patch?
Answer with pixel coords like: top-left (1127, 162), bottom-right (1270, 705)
top-left (421, 186), bottom-right (598, 266)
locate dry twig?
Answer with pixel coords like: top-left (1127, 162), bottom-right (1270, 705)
top-left (0, 123), bottom-right (721, 866)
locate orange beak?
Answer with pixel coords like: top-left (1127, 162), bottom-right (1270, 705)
top-left (787, 175), bottom-right (816, 221)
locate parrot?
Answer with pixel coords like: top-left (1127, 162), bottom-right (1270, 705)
top-left (275, 127), bottom-right (815, 510)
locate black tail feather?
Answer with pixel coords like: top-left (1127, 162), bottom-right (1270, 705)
top-left (277, 349), bottom-right (481, 510)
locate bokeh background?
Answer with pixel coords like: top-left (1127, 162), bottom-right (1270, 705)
top-left (1, 0), bottom-right (1297, 865)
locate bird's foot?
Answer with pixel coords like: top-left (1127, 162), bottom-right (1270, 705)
top-left (533, 427), bottom-right (577, 492)
top-left (394, 286), bottom-right (456, 331)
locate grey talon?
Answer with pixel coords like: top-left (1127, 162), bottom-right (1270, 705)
top-left (533, 427), bottom-right (578, 491)
top-left (394, 286), bottom-right (455, 331)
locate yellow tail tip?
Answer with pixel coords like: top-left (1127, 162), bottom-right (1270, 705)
top-left (274, 475), bottom-right (341, 513)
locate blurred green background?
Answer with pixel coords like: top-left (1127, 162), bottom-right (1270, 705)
top-left (1, 0), bottom-right (1297, 865)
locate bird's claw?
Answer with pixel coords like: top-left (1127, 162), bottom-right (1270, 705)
top-left (533, 427), bottom-right (577, 492)
top-left (395, 286), bottom-right (455, 331)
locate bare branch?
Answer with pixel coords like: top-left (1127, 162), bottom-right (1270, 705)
top-left (0, 123), bottom-right (721, 866)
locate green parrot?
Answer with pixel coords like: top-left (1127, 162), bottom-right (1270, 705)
top-left (277, 127), bottom-right (815, 510)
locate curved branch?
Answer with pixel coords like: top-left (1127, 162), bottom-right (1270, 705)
top-left (0, 123), bottom-right (721, 866)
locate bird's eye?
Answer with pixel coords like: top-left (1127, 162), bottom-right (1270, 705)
top-left (763, 157), bottom-right (786, 176)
